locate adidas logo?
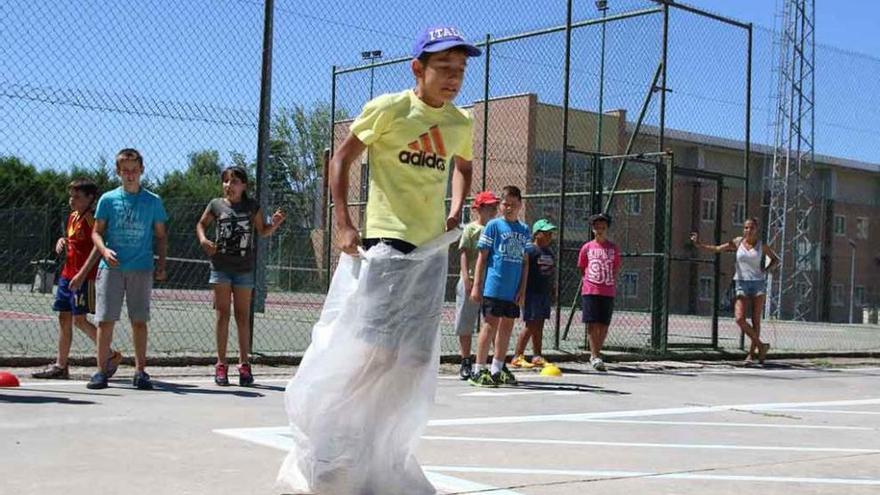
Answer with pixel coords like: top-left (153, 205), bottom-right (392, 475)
top-left (398, 125), bottom-right (447, 171)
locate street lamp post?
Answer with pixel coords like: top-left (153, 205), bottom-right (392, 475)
top-left (848, 238), bottom-right (856, 324)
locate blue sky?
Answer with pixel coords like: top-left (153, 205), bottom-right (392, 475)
top-left (1, 0), bottom-right (877, 178)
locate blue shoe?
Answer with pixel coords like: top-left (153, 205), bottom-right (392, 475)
top-left (87, 371), bottom-right (108, 390)
top-left (132, 370), bottom-right (153, 390)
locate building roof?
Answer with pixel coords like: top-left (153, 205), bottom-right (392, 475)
top-left (626, 122), bottom-right (880, 174)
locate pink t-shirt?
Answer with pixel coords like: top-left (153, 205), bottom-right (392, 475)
top-left (577, 239), bottom-right (621, 297)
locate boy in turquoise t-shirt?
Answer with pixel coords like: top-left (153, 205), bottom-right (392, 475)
top-left (88, 148), bottom-right (168, 390)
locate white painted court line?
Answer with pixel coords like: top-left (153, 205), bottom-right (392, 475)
top-left (426, 472), bottom-right (523, 495)
top-left (576, 419), bottom-right (872, 430)
top-left (460, 390), bottom-right (581, 397)
top-left (427, 397), bottom-right (880, 426)
top-left (421, 435), bottom-right (880, 454)
top-left (214, 427), bottom-right (523, 495)
top-left (774, 408), bottom-right (880, 415)
top-left (424, 466), bottom-right (880, 487)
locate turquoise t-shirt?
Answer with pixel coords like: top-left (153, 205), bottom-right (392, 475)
top-left (477, 218), bottom-right (532, 302)
top-left (94, 187), bottom-right (168, 271)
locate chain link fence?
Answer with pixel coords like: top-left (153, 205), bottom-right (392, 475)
top-left (2, 0), bottom-right (878, 362)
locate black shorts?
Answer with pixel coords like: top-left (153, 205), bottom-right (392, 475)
top-left (582, 295), bottom-right (614, 325)
top-left (482, 296), bottom-right (520, 319)
top-left (362, 237), bottom-right (417, 254)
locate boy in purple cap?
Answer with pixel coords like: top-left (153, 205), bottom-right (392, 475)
top-left (279, 26), bottom-right (481, 494)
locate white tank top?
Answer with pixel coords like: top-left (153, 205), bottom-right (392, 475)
top-left (734, 238), bottom-right (764, 281)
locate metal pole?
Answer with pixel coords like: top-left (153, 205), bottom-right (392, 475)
top-left (481, 33), bottom-right (491, 191)
top-left (249, 0), bottom-right (275, 354)
top-left (325, 66), bottom-right (337, 289)
top-left (745, 24), bottom-right (752, 218)
top-left (712, 180), bottom-right (723, 347)
top-left (849, 239), bottom-right (856, 324)
top-left (554, 0), bottom-right (573, 351)
top-left (650, 2), bottom-right (670, 351)
top-left (594, 2), bottom-right (608, 215)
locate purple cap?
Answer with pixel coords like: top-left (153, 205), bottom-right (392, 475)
top-left (412, 26), bottom-right (482, 59)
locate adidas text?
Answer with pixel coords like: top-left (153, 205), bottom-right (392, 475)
top-left (398, 150), bottom-right (446, 171)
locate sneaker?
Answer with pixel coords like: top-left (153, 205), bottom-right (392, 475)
top-left (758, 343), bottom-right (770, 364)
top-left (468, 368), bottom-right (498, 388)
top-left (590, 356), bottom-right (607, 372)
top-left (531, 355), bottom-right (549, 367)
top-left (238, 363), bottom-right (254, 387)
top-left (497, 365), bottom-right (518, 386)
top-left (214, 363), bottom-right (229, 386)
top-left (86, 371), bottom-right (108, 389)
top-left (32, 364), bottom-right (69, 379)
top-left (459, 357), bottom-right (473, 381)
top-left (510, 355), bottom-right (535, 369)
top-left (105, 351), bottom-right (123, 379)
top-left (132, 370), bottom-right (153, 390)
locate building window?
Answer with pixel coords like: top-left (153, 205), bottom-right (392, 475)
top-left (856, 217), bottom-right (869, 240)
top-left (621, 272), bottom-right (638, 299)
top-left (855, 286), bottom-right (865, 308)
top-left (701, 197), bottom-right (716, 222)
top-left (699, 276), bottom-right (713, 301)
top-left (832, 284), bottom-right (844, 307)
top-left (732, 202), bottom-right (745, 226)
top-left (624, 195), bottom-right (641, 215)
top-left (833, 215), bottom-right (846, 236)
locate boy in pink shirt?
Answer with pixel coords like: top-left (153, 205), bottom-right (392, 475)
top-left (577, 213), bottom-right (621, 371)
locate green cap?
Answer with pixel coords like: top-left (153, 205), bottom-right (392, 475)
top-left (532, 219), bottom-right (557, 234)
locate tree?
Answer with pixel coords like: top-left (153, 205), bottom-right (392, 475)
top-left (266, 101), bottom-right (338, 230)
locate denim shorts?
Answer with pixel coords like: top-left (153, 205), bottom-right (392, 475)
top-left (209, 270), bottom-right (255, 289)
top-left (735, 279), bottom-right (766, 298)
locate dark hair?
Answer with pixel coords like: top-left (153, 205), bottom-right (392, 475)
top-left (745, 217), bottom-right (760, 227)
top-left (589, 212), bottom-right (612, 227)
top-left (501, 185), bottom-right (522, 201)
top-left (68, 179), bottom-right (98, 203)
top-left (416, 46), bottom-right (470, 65)
top-left (115, 148), bottom-right (143, 169)
top-left (221, 166), bottom-right (250, 202)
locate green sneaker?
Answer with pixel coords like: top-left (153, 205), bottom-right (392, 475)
top-left (497, 365), bottom-right (518, 386)
top-left (468, 368), bottom-right (498, 388)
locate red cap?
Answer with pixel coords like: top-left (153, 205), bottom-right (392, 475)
top-left (472, 191), bottom-right (500, 208)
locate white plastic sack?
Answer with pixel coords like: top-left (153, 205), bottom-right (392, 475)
top-left (278, 229), bottom-right (460, 495)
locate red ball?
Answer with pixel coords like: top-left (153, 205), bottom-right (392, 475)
top-left (0, 371), bottom-right (20, 387)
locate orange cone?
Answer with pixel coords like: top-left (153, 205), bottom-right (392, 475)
top-left (0, 371), bottom-right (20, 387)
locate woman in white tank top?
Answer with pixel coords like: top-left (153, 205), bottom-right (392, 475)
top-left (691, 218), bottom-right (780, 364)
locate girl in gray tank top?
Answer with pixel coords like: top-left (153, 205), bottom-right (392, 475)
top-left (195, 166), bottom-right (286, 386)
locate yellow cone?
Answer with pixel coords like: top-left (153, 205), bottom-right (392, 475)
top-left (540, 364), bottom-right (562, 377)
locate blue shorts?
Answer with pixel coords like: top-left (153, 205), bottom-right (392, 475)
top-left (209, 270), bottom-right (255, 289)
top-left (53, 277), bottom-right (96, 315)
top-left (523, 292), bottom-right (551, 322)
top-left (735, 279), bottom-right (766, 298)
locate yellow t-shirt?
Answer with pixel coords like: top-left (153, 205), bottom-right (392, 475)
top-left (350, 89), bottom-right (474, 247)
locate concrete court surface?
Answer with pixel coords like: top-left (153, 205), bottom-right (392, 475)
top-left (1, 359), bottom-right (879, 495)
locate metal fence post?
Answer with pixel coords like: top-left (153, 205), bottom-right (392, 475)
top-left (325, 66), bottom-right (337, 290)
top-left (481, 34), bottom-right (491, 192)
top-left (712, 179), bottom-right (723, 347)
top-left (554, 0), bottom-right (574, 351)
top-left (249, 0), bottom-right (275, 353)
